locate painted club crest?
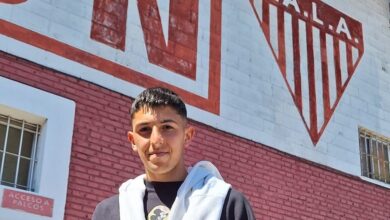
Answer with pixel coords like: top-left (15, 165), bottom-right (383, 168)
top-left (250, 0), bottom-right (364, 144)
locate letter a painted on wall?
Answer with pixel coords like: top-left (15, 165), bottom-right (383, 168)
top-left (250, 0), bottom-right (364, 144)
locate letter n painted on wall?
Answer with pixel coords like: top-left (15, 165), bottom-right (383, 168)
top-left (90, 0), bottom-right (221, 113)
top-left (92, 0), bottom-right (199, 79)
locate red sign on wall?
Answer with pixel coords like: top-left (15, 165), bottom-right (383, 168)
top-left (2, 189), bottom-right (54, 217)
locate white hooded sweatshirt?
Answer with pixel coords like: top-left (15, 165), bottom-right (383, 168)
top-left (119, 161), bottom-right (231, 220)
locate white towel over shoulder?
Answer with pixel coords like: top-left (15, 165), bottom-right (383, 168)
top-left (119, 161), bottom-right (231, 220)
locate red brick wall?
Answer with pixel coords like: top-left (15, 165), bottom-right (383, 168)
top-left (0, 51), bottom-right (389, 219)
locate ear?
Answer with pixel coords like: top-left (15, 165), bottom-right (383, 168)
top-left (127, 131), bottom-right (137, 152)
top-left (184, 126), bottom-right (195, 144)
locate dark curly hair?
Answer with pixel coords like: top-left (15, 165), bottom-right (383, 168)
top-left (130, 87), bottom-right (187, 120)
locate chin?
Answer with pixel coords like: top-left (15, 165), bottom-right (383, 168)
top-left (147, 163), bottom-right (169, 173)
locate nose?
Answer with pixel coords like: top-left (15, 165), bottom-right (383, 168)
top-left (150, 126), bottom-right (163, 147)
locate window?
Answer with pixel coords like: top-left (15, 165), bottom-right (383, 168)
top-left (0, 114), bottom-right (40, 191)
top-left (359, 127), bottom-right (390, 184)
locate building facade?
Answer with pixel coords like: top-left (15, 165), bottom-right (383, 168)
top-left (0, 0), bottom-right (389, 219)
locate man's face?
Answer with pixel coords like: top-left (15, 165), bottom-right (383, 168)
top-left (128, 106), bottom-right (194, 181)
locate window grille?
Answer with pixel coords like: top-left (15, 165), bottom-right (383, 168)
top-left (359, 127), bottom-right (390, 184)
top-left (0, 113), bottom-right (40, 191)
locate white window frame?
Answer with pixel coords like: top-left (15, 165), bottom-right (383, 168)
top-left (0, 76), bottom-right (75, 220)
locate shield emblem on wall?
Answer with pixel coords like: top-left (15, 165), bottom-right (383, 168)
top-left (250, 0), bottom-right (364, 144)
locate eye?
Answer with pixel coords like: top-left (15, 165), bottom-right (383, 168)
top-left (138, 126), bottom-right (152, 134)
top-left (162, 124), bottom-right (174, 131)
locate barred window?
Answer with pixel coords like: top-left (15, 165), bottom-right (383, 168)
top-left (359, 127), bottom-right (390, 184)
top-left (0, 113), bottom-right (40, 191)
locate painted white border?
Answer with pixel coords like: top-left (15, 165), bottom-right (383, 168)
top-left (0, 76), bottom-right (75, 220)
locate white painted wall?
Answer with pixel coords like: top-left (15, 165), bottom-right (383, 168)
top-left (0, 0), bottom-right (389, 185)
top-left (0, 76), bottom-right (76, 220)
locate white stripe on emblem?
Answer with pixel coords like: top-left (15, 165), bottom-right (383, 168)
top-left (254, 0), bottom-right (263, 22)
top-left (284, 12), bottom-right (294, 94)
top-left (326, 33), bottom-right (337, 108)
top-left (299, 19), bottom-right (310, 124)
top-left (313, 26), bottom-right (324, 129)
top-left (269, 4), bottom-right (279, 58)
top-left (339, 40), bottom-right (348, 86)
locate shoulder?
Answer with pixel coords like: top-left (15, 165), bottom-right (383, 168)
top-left (220, 188), bottom-right (256, 220)
top-left (92, 195), bottom-right (120, 220)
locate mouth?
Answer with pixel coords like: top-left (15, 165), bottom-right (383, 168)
top-left (148, 152), bottom-right (169, 158)
top-left (148, 151), bottom-right (169, 163)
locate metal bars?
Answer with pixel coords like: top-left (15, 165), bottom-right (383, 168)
top-left (0, 114), bottom-right (40, 191)
top-left (359, 127), bottom-right (390, 184)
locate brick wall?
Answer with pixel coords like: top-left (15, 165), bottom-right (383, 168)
top-left (2, 0), bottom-right (390, 178)
top-left (0, 51), bottom-right (389, 219)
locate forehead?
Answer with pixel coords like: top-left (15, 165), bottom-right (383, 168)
top-left (131, 106), bottom-right (185, 124)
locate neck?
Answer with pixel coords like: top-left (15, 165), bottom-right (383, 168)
top-left (145, 166), bottom-right (187, 182)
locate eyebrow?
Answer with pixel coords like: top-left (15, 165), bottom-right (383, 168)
top-left (135, 119), bottom-right (178, 127)
top-left (160, 119), bottom-right (177, 124)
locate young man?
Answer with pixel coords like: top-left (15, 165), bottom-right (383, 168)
top-left (92, 87), bottom-right (255, 220)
